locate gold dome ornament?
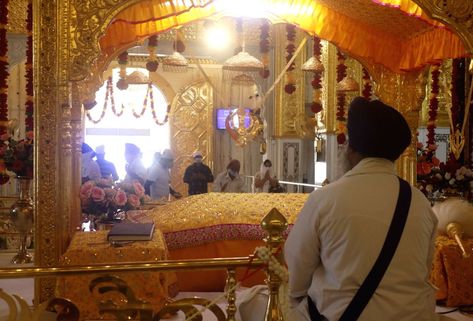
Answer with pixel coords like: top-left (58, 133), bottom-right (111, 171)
top-left (336, 76), bottom-right (360, 92)
top-left (301, 56), bottom-right (324, 73)
top-left (126, 70), bottom-right (150, 85)
top-left (162, 52), bottom-right (188, 73)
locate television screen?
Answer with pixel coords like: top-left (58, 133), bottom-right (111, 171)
top-left (216, 108), bottom-right (251, 129)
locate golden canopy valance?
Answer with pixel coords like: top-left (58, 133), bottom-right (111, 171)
top-left (98, 0), bottom-right (467, 73)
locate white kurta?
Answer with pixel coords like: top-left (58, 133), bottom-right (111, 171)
top-left (285, 158), bottom-right (438, 321)
top-left (213, 171), bottom-right (245, 193)
top-left (124, 158), bottom-right (147, 183)
top-left (147, 163), bottom-right (170, 200)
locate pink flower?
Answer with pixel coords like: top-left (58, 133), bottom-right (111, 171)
top-left (80, 181), bottom-right (95, 199)
top-left (104, 187), bottom-right (116, 199)
top-left (113, 190), bottom-right (127, 206)
top-left (127, 194), bottom-right (141, 208)
top-left (91, 186), bottom-right (105, 202)
top-left (132, 181), bottom-right (145, 197)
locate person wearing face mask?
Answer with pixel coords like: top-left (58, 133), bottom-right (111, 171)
top-left (213, 159), bottom-right (245, 193)
top-left (183, 151), bottom-right (214, 195)
top-left (254, 159), bottom-right (277, 193)
top-left (145, 149), bottom-right (182, 200)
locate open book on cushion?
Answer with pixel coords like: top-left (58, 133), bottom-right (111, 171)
top-left (107, 222), bottom-right (155, 241)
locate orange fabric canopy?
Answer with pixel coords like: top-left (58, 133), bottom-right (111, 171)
top-left (98, 0), bottom-right (467, 73)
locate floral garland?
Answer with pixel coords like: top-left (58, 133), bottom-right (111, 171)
top-left (310, 36), bottom-right (323, 114)
top-left (336, 49), bottom-right (347, 144)
top-left (427, 64), bottom-right (440, 146)
top-left (449, 58), bottom-right (465, 162)
top-left (259, 20), bottom-right (270, 79)
top-left (136, 83), bottom-right (170, 125)
top-left (25, 1), bottom-right (33, 132)
top-left (86, 77), bottom-right (115, 124)
top-left (146, 35), bottom-right (159, 72)
top-left (0, 0), bottom-right (9, 136)
top-left (361, 67), bottom-right (372, 100)
top-left (284, 24), bottom-right (297, 95)
top-left (116, 51), bottom-right (128, 90)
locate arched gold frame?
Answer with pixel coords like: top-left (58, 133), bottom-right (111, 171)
top-left (33, 0), bottom-right (473, 301)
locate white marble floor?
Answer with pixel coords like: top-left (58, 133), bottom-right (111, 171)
top-left (0, 252), bottom-right (471, 320)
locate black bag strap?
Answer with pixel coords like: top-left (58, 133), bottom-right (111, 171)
top-left (338, 176), bottom-right (412, 321)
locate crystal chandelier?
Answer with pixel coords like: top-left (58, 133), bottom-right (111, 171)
top-left (162, 51), bottom-right (188, 73)
top-left (301, 56), bottom-right (324, 73)
top-left (336, 76), bottom-right (360, 92)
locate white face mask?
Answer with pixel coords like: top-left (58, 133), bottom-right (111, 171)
top-left (194, 158), bottom-right (203, 163)
top-left (228, 169), bottom-right (237, 177)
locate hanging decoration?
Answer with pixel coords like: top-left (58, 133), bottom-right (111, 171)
top-left (86, 77), bottom-right (115, 124)
top-left (225, 107), bottom-right (263, 147)
top-left (427, 64), bottom-right (440, 147)
top-left (302, 35), bottom-right (324, 114)
top-left (136, 83), bottom-right (170, 125)
top-left (448, 59), bottom-right (472, 160)
top-left (259, 20), bottom-right (271, 79)
top-left (361, 67), bottom-right (372, 100)
top-left (284, 24), bottom-right (297, 95)
top-left (163, 29), bottom-right (188, 73)
top-left (146, 35), bottom-right (159, 72)
top-left (223, 19), bottom-right (264, 85)
top-left (336, 49), bottom-right (347, 144)
top-left (0, 0), bottom-right (9, 136)
top-left (116, 51), bottom-right (129, 90)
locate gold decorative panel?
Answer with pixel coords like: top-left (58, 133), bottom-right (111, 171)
top-left (170, 81), bottom-right (213, 196)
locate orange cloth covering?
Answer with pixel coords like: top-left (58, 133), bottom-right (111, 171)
top-left (56, 230), bottom-right (177, 320)
top-left (430, 235), bottom-right (473, 307)
top-left (134, 192), bottom-right (308, 291)
top-left (99, 0), bottom-right (467, 73)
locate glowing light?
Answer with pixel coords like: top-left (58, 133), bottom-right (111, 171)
top-left (205, 25), bottom-right (231, 50)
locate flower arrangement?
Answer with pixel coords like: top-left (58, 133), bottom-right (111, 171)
top-left (417, 142), bottom-right (473, 198)
top-left (0, 130), bottom-right (34, 183)
top-left (80, 178), bottom-right (148, 220)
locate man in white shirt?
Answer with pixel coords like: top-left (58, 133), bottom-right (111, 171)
top-left (285, 97), bottom-right (439, 321)
top-left (213, 159), bottom-right (245, 193)
top-left (146, 149), bottom-right (182, 200)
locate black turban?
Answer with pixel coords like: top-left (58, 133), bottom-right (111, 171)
top-left (347, 97), bottom-right (411, 161)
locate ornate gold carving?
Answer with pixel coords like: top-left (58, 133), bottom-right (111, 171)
top-left (7, 0), bottom-right (28, 34)
top-left (322, 41), bottom-right (337, 134)
top-left (414, 0), bottom-right (473, 54)
top-left (129, 54), bottom-right (216, 65)
top-left (170, 81), bottom-right (213, 196)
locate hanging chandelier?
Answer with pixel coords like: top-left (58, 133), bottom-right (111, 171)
top-left (301, 56), bottom-right (324, 73)
top-left (222, 51), bottom-right (264, 85)
top-left (336, 76), bottom-right (360, 92)
top-left (126, 70), bottom-right (150, 85)
top-left (162, 51), bottom-right (188, 73)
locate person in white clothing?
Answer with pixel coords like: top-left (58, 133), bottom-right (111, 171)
top-left (254, 159), bottom-right (277, 193)
top-left (145, 149), bottom-right (182, 200)
top-left (213, 159), bottom-right (245, 193)
top-left (81, 143), bottom-right (101, 184)
top-left (124, 143), bottom-right (147, 185)
top-left (285, 97), bottom-right (439, 321)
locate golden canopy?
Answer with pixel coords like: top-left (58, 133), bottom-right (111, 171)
top-left (99, 0), bottom-right (467, 73)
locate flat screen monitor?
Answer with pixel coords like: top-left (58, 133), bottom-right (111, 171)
top-left (216, 108), bottom-right (251, 129)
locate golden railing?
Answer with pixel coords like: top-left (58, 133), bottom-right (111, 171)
top-left (0, 208), bottom-right (288, 321)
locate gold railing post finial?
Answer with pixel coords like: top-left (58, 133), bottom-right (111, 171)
top-left (261, 208), bottom-right (288, 321)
